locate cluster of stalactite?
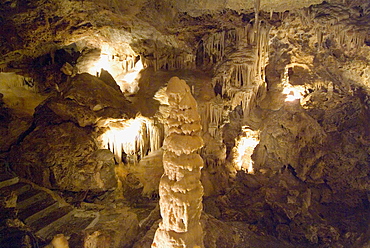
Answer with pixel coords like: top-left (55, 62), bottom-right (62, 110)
top-left (77, 49), bottom-right (140, 80)
top-left (113, 54), bottom-right (138, 73)
top-left (195, 21), bottom-right (271, 137)
top-left (296, 3), bottom-right (368, 52)
top-left (200, 23), bottom-right (258, 65)
top-left (99, 116), bottom-right (163, 164)
top-left (152, 77), bottom-right (204, 248)
top-left (121, 56), bottom-right (137, 72)
top-left (198, 95), bottom-right (224, 138)
top-left (142, 52), bottom-right (196, 71)
top-left (101, 53), bottom-right (138, 74)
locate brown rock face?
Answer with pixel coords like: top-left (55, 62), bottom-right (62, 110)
top-left (65, 73), bottom-right (131, 113)
top-left (0, 107), bottom-right (32, 152)
top-left (7, 73), bottom-right (135, 191)
top-left (0, 0), bottom-right (369, 247)
top-left (9, 122), bottom-right (117, 191)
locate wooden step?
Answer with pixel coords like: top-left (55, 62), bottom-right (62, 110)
top-left (0, 182), bottom-right (31, 196)
top-left (42, 210), bottom-right (98, 240)
top-left (0, 177), bottom-right (20, 190)
top-left (0, 170), bottom-right (101, 245)
top-left (16, 191), bottom-right (51, 210)
top-left (31, 205), bottom-right (74, 232)
top-left (17, 188), bottom-right (43, 202)
top-left (0, 173), bottom-right (16, 183)
top-left (17, 195), bottom-right (56, 220)
top-left (36, 209), bottom-right (77, 239)
top-left (24, 202), bottom-right (60, 225)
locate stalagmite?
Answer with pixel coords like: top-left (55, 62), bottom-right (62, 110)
top-left (152, 77), bottom-right (204, 248)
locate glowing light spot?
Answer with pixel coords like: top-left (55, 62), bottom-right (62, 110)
top-left (0, 73), bottom-right (47, 115)
top-left (283, 84), bottom-right (305, 102)
top-left (98, 116), bottom-right (162, 164)
top-left (95, 53), bottom-right (110, 74)
top-left (117, 59), bottom-right (144, 94)
top-left (87, 53), bottom-right (111, 77)
top-left (281, 64), bottom-right (306, 102)
top-left (233, 127), bottom-right (259, 173)
top-left (123, 59), bottom-right (144, 82)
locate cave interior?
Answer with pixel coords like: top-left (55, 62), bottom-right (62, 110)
top-left (0, 0), bottom-right (369, 247)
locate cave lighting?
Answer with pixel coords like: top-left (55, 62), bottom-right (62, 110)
top-left (283, 83), bottom-right (305, 102)
top-left (123, 59), bottom-right (144, 83)
top-left (89, 53), bottom-right (110, 77)
top-left (118, 58), bottom-right (144, 94)
top-left (84, 43), bottom-right (145, 95)
top-left (0, 73), bottom-right (46, 115)
top-left (233, 126), bottom-right (260, 173)
top-left (99, 115), bottom-right (162, 164)
top-left (100, 116), bottom-right (147, 164)
top-left (281, 64), bottom-right (307, 102)
top-left (95, 53), bottom-right (110, 74)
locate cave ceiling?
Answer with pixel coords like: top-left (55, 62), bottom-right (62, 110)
top-left (0, 0), bottom-right (348, 65)
top-left (0, 0), bottom-right (370, 247)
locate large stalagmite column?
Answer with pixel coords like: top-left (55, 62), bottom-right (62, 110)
top-left (152, 77), bottom-right (204, 248)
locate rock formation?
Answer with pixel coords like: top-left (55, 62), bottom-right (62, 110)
top-left (152, 77), bottom-right (204, 248)
top-left (0, 0), bottom-right (369, 247)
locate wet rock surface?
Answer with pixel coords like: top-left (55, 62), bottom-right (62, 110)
top-left (0, 0), bottom-right (369, 247)
top-left (7, 73), bottom-right (136, 191)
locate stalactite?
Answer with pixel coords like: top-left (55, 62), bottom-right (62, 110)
top-left (296, 4), bottom-right (367, 53)
top-left (142, 52), bottom-right (195, 71)
top-left (254, 0), bottom-right (261, 31)
top-left (207, 20), bottom-right (270, 121)
top-left (100, 116), bottom-right (163, 164)
top-left (199, 96), bottom-right (224, 137)
top-left (202, 31), bottom-right (226, 63)
top-left (121, 55), bottom-right (136, 72)
top-left (148, 118), bottom-right (163, 153)
top-left (195, 18), bottom-right (271, 139)
top-left (255, 22), bottom-right (270, 81)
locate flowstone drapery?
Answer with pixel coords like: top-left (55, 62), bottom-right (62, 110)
top-left (152, 77), bottom-right (204, 248)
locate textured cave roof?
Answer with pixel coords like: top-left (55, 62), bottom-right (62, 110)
top-left (1, 0), bottom-right (369, 70)
top-left (171, 0), bottom-right (324, 15)
top-left (0, 0), bottom-right (327, 65)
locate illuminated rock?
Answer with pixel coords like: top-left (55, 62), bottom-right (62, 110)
top-left (152, 77), bottom-right (204, 248)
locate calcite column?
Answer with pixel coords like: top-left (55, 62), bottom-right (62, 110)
top-left (152, 77), bottom-right (204, 248)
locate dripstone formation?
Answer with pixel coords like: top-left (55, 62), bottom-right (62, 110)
top-left (0, 0), bottom-right (369, 247)
top-left (152, 77), bottom-right (204, 248)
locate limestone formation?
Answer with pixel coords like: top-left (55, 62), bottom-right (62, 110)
top-left (152, 77), bottom-right (204, 248)
top-left (0, 0), bottom-right (369, 247)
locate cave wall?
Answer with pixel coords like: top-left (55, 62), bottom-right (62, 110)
top-left (0, 0), bottom-right (369, 247)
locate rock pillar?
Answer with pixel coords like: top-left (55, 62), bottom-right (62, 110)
top-left (152, 77), bottom-right (204, 248)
